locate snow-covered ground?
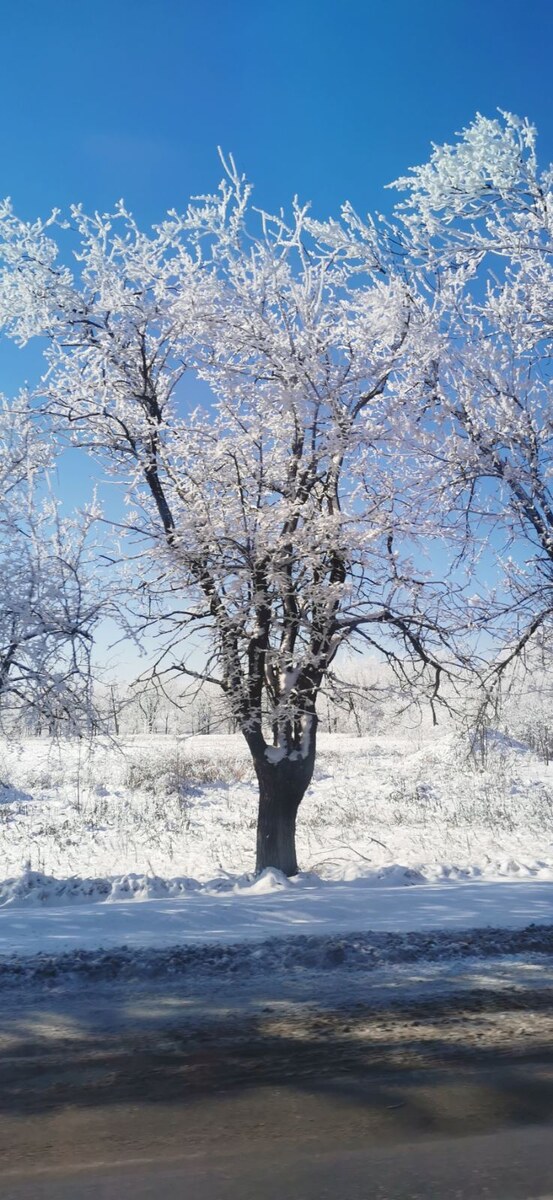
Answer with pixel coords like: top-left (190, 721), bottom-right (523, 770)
top-left (1, 726), bottom-right (553, 957)
top-left (1, 877), bottom-right (553, 958)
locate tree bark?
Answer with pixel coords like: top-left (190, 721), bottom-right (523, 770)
top-left (253, 750), bottom-right (315, 877)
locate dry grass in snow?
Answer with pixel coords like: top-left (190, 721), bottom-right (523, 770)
top-left (1, 728), bottom-right (553, 893)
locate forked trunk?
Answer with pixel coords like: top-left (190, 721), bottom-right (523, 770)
top-left (253, 749), bottom-right (316, 877)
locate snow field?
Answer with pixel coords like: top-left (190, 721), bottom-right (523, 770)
top-left (1, 726), bottom-right (553, 895)
top-left (1, 726), bottom-right (553, 956)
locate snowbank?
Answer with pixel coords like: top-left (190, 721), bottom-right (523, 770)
top-left (1, 870), bottom-right (553, 958)
top-left (2, 922), bottom-right (553, 989)
top-left (3, 858), bottom-right (553, 910)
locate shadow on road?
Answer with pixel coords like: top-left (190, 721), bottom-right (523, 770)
top-left (2, 970), bottom-right (553, 1144)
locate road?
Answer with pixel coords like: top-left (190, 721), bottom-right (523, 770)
top-left (3, 1125), bottom-right (553, 1199)
top-left (3, 1071), bottom-right (553, 1199)
top-left (2, 957), bottom-right (553, 1198)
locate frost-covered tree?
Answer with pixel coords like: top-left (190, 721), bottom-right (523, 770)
top-left (0, 398), bottom-right (101, 730)
top-left (385, 113), bottom-right (553, 678)
top-left (0, 171), bottom-right (460, 874)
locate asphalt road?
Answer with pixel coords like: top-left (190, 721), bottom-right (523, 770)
top-left (2, 1124), bottom-right (553, 1200)
top-left (4, 1111), bottom-right (553, 1199)
top-left (2, 961), bottom-right (553, 1198)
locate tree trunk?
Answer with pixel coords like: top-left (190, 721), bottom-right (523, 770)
top-left (253, 751), bottom-right (315, 877)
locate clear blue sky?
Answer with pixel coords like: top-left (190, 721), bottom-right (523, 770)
top-left (2, 0), bottom-right (552, 226)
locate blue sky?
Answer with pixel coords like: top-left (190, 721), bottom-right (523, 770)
top-left (2, 0), bottom-right (552, 226)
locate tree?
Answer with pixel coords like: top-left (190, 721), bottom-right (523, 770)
top-left (0, 397), bottom-right (102, 730)
top-left (385, 112), bottom-right (553, 681)
top-left (0, 169), bottom-right (461, 874)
